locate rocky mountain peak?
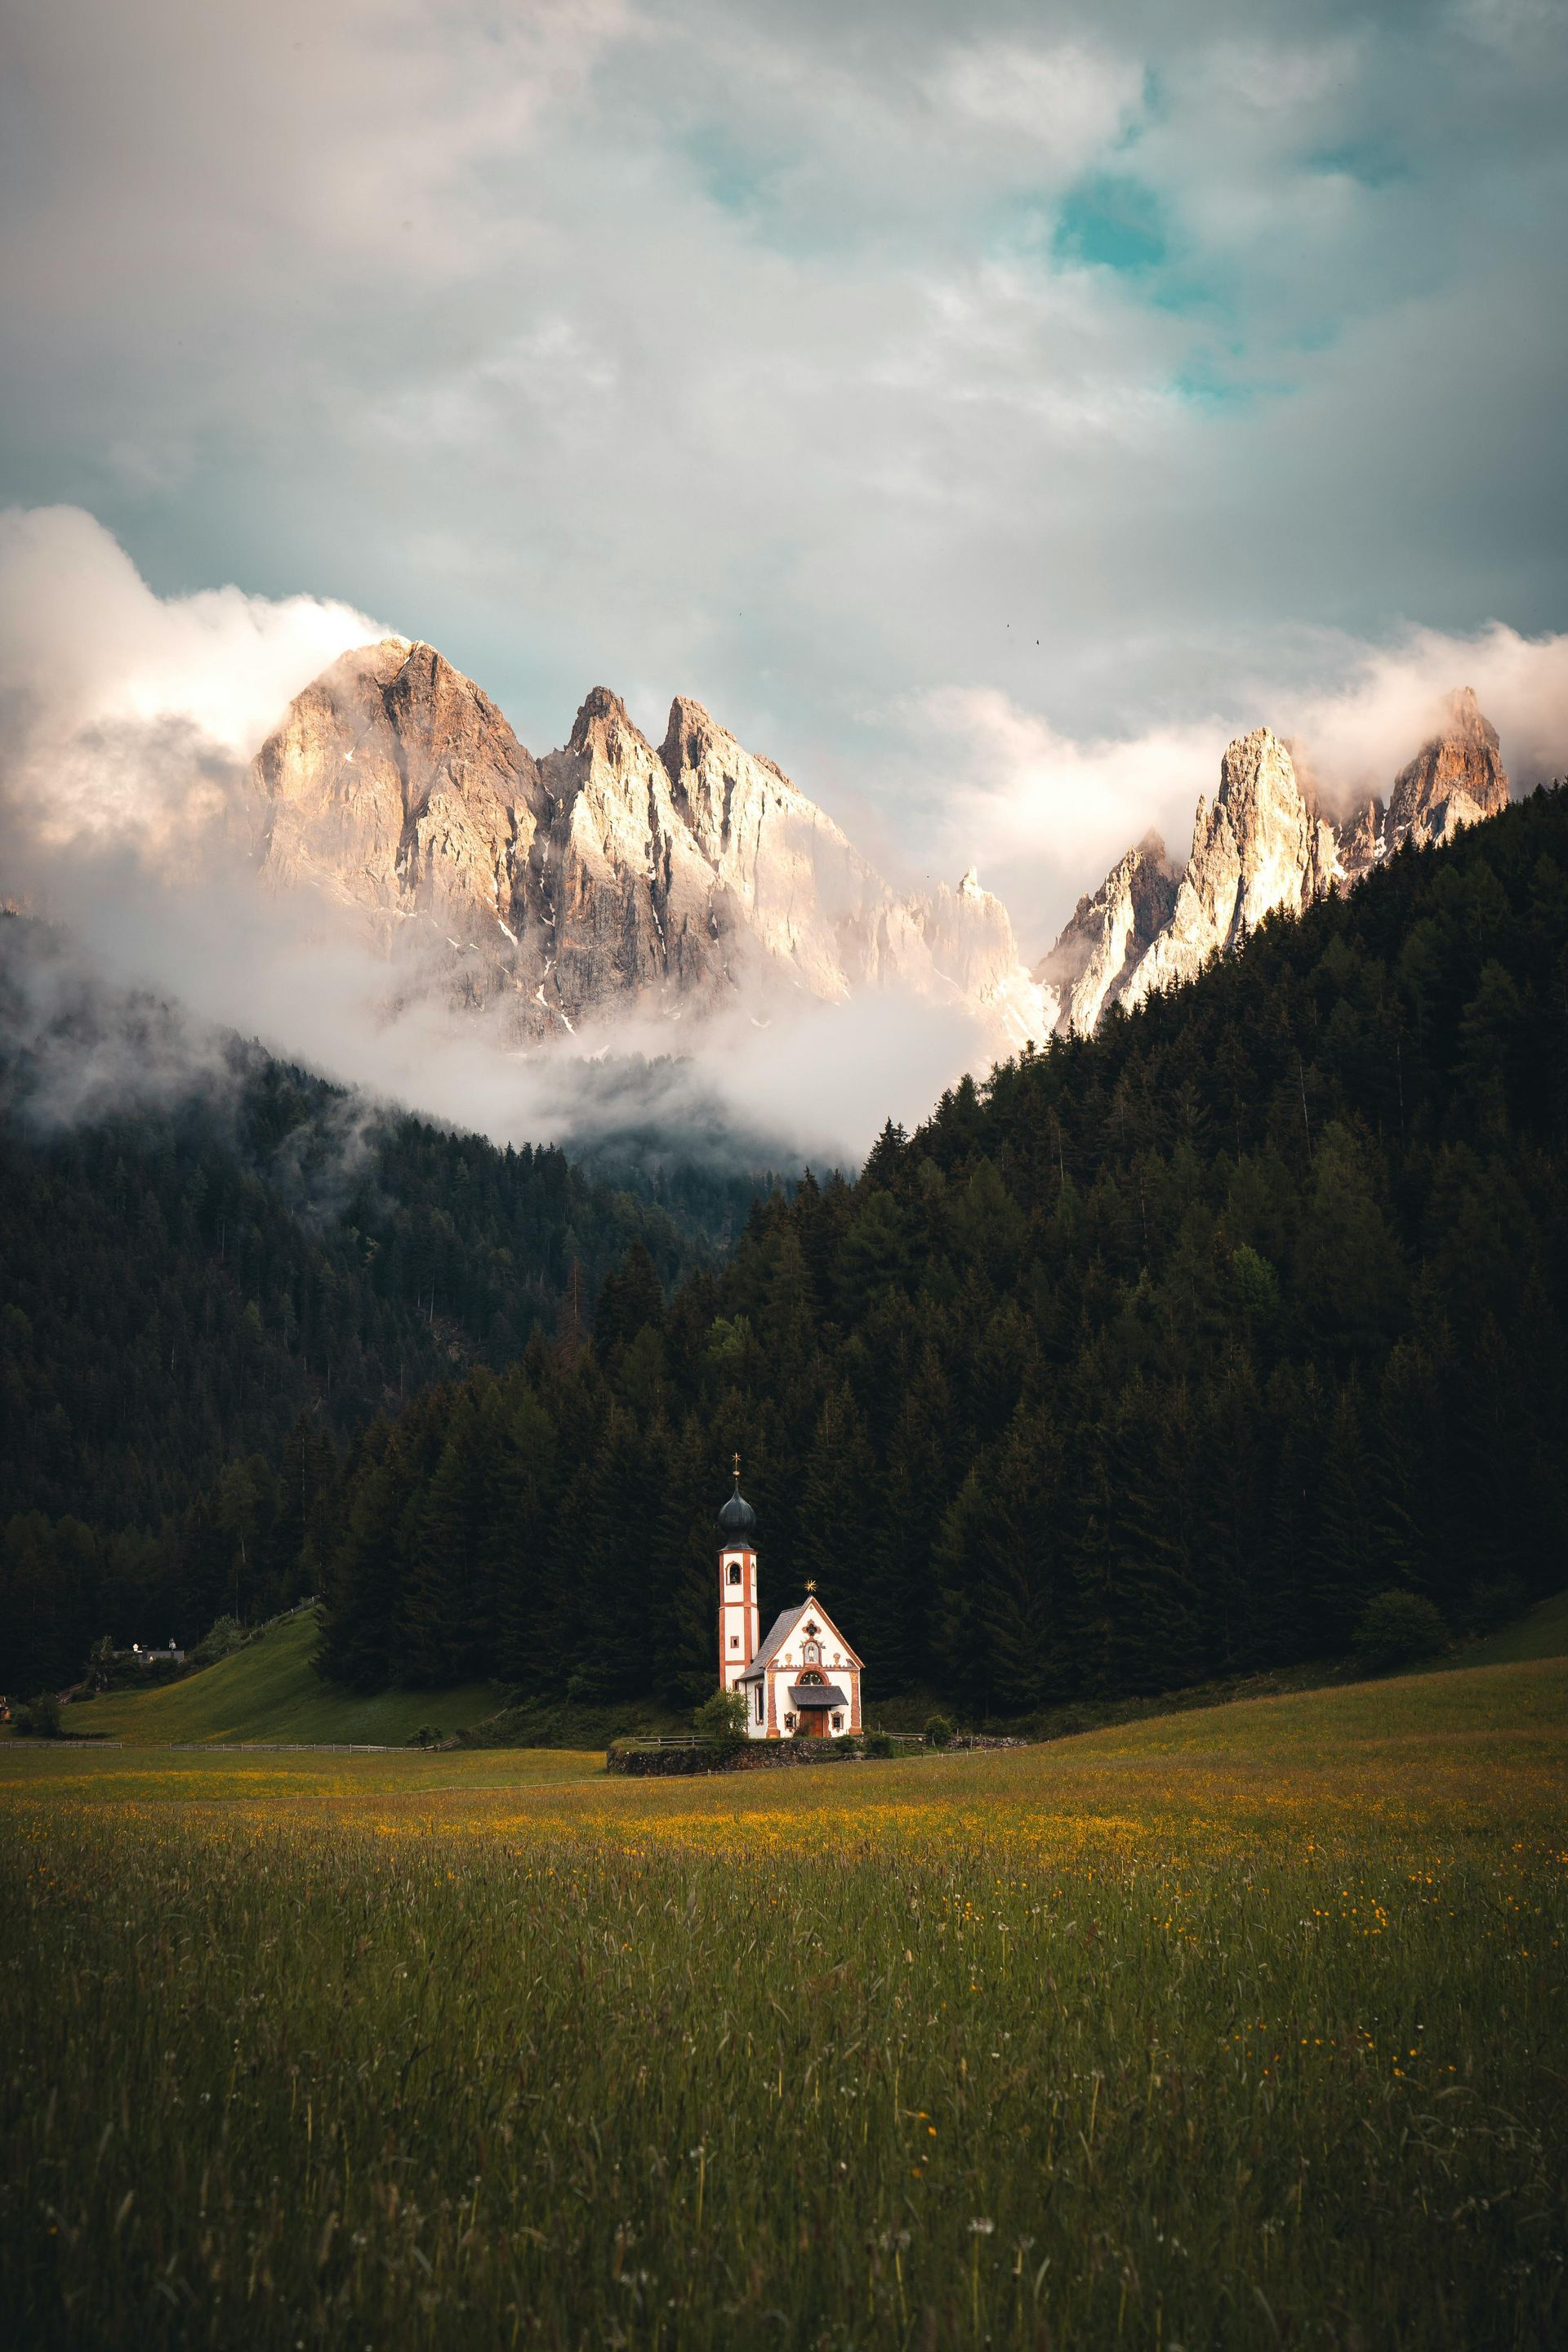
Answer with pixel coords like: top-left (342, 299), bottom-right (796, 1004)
top-left (251, 634), bottom-right (542, 943)
top-left (1210, 728), bottom-right (1309, 862)
top-left (1385, 686), bottom-right (1510, 853)
top-left (1038, 691), bottom-right (1512, 1036)
top-left (659, 693), bottom-right (724, 774)
top-left (660, 695), bottom-right (800, 813)
top-left (1439, 684), bottom-right (1497, 748)
top-left (1032, 830), bottom-right (1178, 1036)
top-left (248, 639), bottom-right (1061, 1058)
top-left (248, 635), bottom-right (1520, 1069)
top-left (567, 685), bottom-right (643, 759)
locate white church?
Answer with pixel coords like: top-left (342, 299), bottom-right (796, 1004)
top-left (717, 1463), bottom-right (864, 1739)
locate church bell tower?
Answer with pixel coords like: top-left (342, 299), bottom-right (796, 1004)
top-left (717, 1457), bottom-right (760, 1692)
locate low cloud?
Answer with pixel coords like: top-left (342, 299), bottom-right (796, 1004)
top-left (0, 506), bottom-right (381, 855)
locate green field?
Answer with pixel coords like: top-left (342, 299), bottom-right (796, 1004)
top-left (2, 1659), bottom-right (1563, 2350)
top-left (59, 1609), bottom-right (505, 1747)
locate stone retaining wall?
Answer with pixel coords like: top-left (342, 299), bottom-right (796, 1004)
top-left (606, 1740), bottom-right (861, 1777)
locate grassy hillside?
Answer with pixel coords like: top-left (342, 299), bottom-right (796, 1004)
top-left (1438, 1586), bottom-right (1568, 1670)
top-left (15, 1646), bottom-right (1565, 1795)
top-left (60, 1609), bottom-right (504, 1746)
top-left (58, 1588), bottom-right (1568, 1754)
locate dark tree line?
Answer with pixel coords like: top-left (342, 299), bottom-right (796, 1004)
top-left (9, 786), bottom-right (1568, 1713)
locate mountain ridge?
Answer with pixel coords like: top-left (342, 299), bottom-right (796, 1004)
top-left (252, 644), bottom-right (1053, 1053)
top-left (253, 642), bottom-right (1518, 1058)
top-left (1037, 688), bottom-right (1512, 1033)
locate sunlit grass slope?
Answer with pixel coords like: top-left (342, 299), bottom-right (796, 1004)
top-left (1438, 1586), bottom-right (1568, 1670)
top-left (2, 1658), bottom-right (1564, 2350)
top-left (68, 1608), bottom-right (504, 1747)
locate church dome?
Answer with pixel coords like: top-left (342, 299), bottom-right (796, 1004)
top-left (718, 1477), bottom-right (757, 1545)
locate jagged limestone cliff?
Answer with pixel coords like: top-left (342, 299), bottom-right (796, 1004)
top-left (251, 643), bottom-right (1049, 1049)
top-left (1038, 692), bottom-right (1512, 1034)
top-left (253, 646), bottom-right (1513, 1054)
top-left (1384, 686), bottom-right (1511, 853)
top-left (1033, 832), bottom-right (1178, 1036)
top-left (1124, 728), bottom-right (1328, 1008)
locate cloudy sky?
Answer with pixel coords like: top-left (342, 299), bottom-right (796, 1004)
top-left (2, 0), bottom-right (1566, 952)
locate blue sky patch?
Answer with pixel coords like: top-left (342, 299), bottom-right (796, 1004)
top-left (1170, 354), bottom-right (1297, 413)
top-left (683, 122), bottom-right (775, 218)
top-left (1307, 139), bottom-right (1410, 191)
top-left (1054, 172), bottom-right (1169, 274)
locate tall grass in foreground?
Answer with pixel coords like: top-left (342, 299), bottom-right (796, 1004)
top-left (1, 1678), bottom-right (1564, 2350)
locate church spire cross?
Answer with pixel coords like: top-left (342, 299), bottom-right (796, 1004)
top-left (733, 1451), bottom-right (742, 1485)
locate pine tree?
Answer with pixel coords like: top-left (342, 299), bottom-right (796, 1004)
top-left (795, 1386), bottom-right (877, 1626)
top-left (863, 1352), bottom-right (951, 1691)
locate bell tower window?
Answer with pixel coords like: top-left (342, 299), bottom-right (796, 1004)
top-left (727, 1561), bottom-right (742, 1585)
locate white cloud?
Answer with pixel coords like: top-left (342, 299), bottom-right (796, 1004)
top-left (0, 506), bottom-right (382, 848)
top-left (1278, 623), bottom-right (1568, 806)
top-left (929, 38), bottom-right (1143, 159)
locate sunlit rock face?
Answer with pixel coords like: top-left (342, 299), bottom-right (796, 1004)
top-left (1125, 728), bottom-right (1324, 1008)
top-left (659, 693), bottom-right (906, 1000)
top-left (253, 648), bottom-right (1514, 1058)
top-left (1384, 687), bottom-right (1511, 853)
top-left (1036, 694), bottom-right (1512, 1033)
top-left (252, 637), bottom-right (545, 935)
top-left (251, 648), bottom-right (1046, 1054)
top-left (534, 688), bottom-right (739, 1030)
top-left (1032, 833), bottom-right (1178, 1037)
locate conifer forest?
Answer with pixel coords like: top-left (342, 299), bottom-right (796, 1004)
top-left (5, 791), bottom-right (1567, 1713)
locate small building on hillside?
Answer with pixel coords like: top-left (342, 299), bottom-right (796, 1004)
top-left (715, 1464), bottom-right (863, 1739)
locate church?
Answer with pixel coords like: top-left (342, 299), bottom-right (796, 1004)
top-left (716, 1463), bottom-right (864, 1739)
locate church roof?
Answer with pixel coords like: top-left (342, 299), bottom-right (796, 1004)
top-left (736, 1606), bottom-right (801, 1682)
top-left (789, 1683), bottom-right (849, 1709)
top-left (718, 1476), bottom-right (757, 1546)
top-left (736, 1598), bottom-right (863, 1682)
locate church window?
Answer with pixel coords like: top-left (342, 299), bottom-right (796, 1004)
top-left (729, 1635), bottom-right (739, 1650)
top-left (783, 1712), bottom-right (797, 1732)
top-left (727, 1562), bottom-right (741, 1586)
top-left (754, 1686), bottom-right (764, 1723)
top-left (797, 1669), bottom-right (824, 1686)
top-left (832, 1714), bottom-right (844, 1733)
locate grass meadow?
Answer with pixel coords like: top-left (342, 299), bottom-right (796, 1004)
top-left (2, 1661), bottom-right (1564, 2350)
